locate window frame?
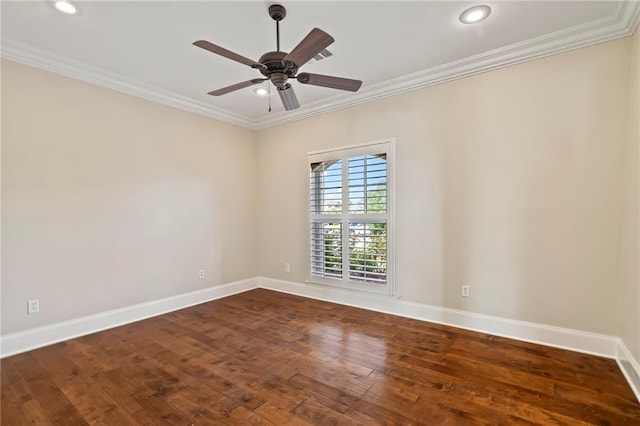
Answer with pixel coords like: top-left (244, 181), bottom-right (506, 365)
top-left (307, 139), bottom-right (396, 296)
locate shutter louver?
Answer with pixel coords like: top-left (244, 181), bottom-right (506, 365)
top-left (310, 220), bottom-right (343, 278)
top-left (310, 160), bottom-right (342, 214)
top-left (348, 154), bottom-right (387, 214)
top-left (349, 221), bottom-right (387, 283)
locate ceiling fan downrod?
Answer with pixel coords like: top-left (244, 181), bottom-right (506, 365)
top-left (269, 4), bottom-right (286, 52)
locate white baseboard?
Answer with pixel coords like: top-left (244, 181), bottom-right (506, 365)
top-left (258, 277), bottom-right (620, 359)
top-left (0, 278), bottom-right (258, 358)
top-left (3, 275), bottom-right (637, 404)
top-left (617, 341), bottom-right (640, 403)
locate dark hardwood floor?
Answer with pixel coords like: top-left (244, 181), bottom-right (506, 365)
top-left (1, 288), bottom-right (639, 425)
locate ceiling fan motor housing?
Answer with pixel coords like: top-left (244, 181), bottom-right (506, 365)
top-left (258, 51), bottom-right (298, 83)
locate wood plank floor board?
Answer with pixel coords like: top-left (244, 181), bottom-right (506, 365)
top-left (226, 405), bottom-right (276, 425)
top-left (130, 387), bottom-right (192, 426)
top-left (288, 373), bottom-right (362, 411)
top-left (2, 288), bottom-right (639, 425)
top-left (0, 369), bottom-right (31, 425)
top-left (290, 397), bottom-right (366, 425)
top-left (446, 381), bottom-right (594, 426)
top-left (258, 373), bottom-right (345, 413)
top-left (141, 351), bottom-right (267, 414)
top-left (254, 401), bottom-right (314, 426)
top-left (8, 354), bottom-right (90, 426)
top-left (391, 352), bottom-right (626, 424)
top-left (344, 397), bottom-right (425, 425)
top-left (166, 387), bottom-right (229, 421)
top-left (29, 348), bottom-right (119, 424)
top-left (359, 369), bottom-right (538, 426)
top-left (449, 334), bottom-right (628, 392)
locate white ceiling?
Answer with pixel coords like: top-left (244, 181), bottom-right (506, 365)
top-left (2, 1), bottom-right (639, 129)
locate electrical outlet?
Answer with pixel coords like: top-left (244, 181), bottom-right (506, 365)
top-left (27, 299), bottom-right (40, 315)
top-left (461, 285), bottom-right (470, 298)
top-left (285, 262), bottom-right (291, 273)
top-left (199, 269), bottom-right (205, 279)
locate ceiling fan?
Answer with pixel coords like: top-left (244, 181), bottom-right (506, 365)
top-left (193, 4), bottom-right (362, 111)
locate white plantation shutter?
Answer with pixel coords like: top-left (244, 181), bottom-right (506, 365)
top-left (348, 220), bottom-right (387, 284)
top-left (308, 141), bottom-right (394, 295)
top-left (310, 220), bottom-right (342, 278)
top-left (310, 160), bottom-right (342, 214)
top-left (348, 154), bottom-right (387, 214)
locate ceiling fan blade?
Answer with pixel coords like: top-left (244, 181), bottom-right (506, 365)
top-left (297, 73), bottom-right (362, 92)
top-left (208, 78), bottom-right (267, 96)
top-left (193, 40), bottom-right (265, 69)
top-left (282, 28), bottom-right (334, 68)
top-left (277, 84), bottom-right (300, 110)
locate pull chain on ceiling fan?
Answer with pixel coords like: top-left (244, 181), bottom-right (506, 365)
top-left (193, 4), bottom-right (362, 111)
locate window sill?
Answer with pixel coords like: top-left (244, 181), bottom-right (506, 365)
top-left (306, 276), bottom-right (395, 297)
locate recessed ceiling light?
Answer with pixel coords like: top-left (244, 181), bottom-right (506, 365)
top-left (53, 1), bottom-right (79, 15)
top-left (459, 5), bottom-right (491, 24)
top-left (253, 87), bottom-right (269, 97)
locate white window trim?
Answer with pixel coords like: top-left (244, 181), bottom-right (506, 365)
top-left (307, 138), bottom-right (396, 296)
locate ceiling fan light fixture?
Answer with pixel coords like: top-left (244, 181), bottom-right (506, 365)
top-left (459, 5), bottom-right (491, 24)
top-left (278, 84), bottom-right (300, 111)
top-left (253, 87), bottom-right (269, 97)
top-left (53, 0), bottom-right (79, 15)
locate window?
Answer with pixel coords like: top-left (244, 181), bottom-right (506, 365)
top-left (308, 140), bottom-right (394, 295)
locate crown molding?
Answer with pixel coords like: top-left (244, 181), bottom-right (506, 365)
top-left (254, 0), bottom-right (640, 129)
top-left (2, 0), bottom-right (639, 131)
top-left (0, 39), bottom-right (255, 129)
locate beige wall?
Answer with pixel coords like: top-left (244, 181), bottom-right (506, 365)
top-left (620, 27), bottom-right (640, 361)
top-left (1, 60), bottom-right (258, 334)
top-left (257, 38), bottom-right (631, 335)
top-left (2, 34), bottom-right (636, 340)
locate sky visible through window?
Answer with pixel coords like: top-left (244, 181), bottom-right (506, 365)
top-left (319, 155), bottom-right (387, 213)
